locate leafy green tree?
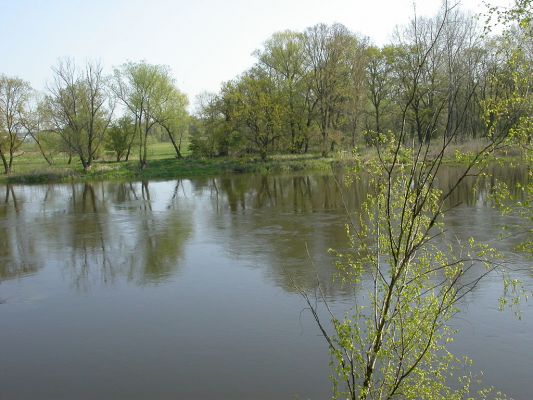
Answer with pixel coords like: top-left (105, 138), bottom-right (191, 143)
top-left (0, 75), bottom-right (32, 174)
top-left (483, 1), bottom-right (532, 145)
top-left (256, 30), bottom-right (312, 152)
top-left (301, 4), bottom-right (525, 399)
top-left (105, 115), bottom-right (135, 161)
top-left (365, 46), bottom-right (396, 135)
top-left (18, 94), bottom-right (57, 166)
top-left (153, 87), bottom-right (189, 159)
top-left (226, 69), bottom-right (283, 160)
top-left (484, 0), bottom-right (532, 254)
top-left (112, 62), bottom-right (176, 169)
top-left (190, 93), bottom-right (229, 157)
top-left (341, 37), bottom-right (369, 148)
top-left (303, 23), bottom-right (363, 155)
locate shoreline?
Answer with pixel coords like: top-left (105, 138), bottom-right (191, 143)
top-left (0, 146), bottom-right (525, 186)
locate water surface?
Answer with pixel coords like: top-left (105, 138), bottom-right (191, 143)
top-left (0, 166), bottom-right (531, 399)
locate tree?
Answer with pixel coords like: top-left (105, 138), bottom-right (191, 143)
top-left (300, 3), bottom-right (524, 399)
top-left (153, 87), bottom-right (189, 159)
top-left (365, 46), bottom-right (396, 136)
top-left (393, 13), bottom-right (449, 145)
top-left (19, 93), bottom-right (59, 166)
top-left (484, 0), bottom-right (532, 254)
top-left (256, 30), bottom-right (311, 152)
top-left (0, 75), bottom-right (32, 174)
top-left (227, 69), bottom-right (283, 160)
top-left (190, 92), bottom-right (231, 157)
top-left (44, 60), bottom-right (113, 171)
top-left (483, 1), bottom-right (532, 145)
top-left (112, 62), bottom-right (176, 169)
top-left (342, 37), bottom-right (369, 148)
top-left (303, 23), bottom-right (363, 156)
top-left (105, 115), bottom-right (135, 162)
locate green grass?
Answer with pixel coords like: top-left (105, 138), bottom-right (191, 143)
top-left (1, 142), bottom-right (336, 184)
top-left (1, 140), bottom-right (525, 185)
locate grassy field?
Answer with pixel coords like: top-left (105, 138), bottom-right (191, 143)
top-left (0, 139), bottom-right (524, 185)
top-left (0, 142), bottom-right (336, 184)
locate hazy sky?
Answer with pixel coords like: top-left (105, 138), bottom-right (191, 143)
top-left (0, 0), bottom-right (508, 106)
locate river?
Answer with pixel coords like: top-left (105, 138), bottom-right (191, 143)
top-left (0, 165), bottom-right (531, 399)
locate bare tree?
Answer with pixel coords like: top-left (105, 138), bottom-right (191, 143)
top-left (45, 59), bottom-right (113, 171)
top-left (19, 93), bottom-right (55, 166)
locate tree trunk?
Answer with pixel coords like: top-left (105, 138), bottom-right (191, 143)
top-left (375, 105), bottom-right (381, 133)
top-left (8, 150), bottom-right (14, 173)
top-left (166, 127), bottom-right (183, 159)
top-left (142, 133), bottom-right (148, 168)
top-left (125, 131), bottom-right (136, 161)
top-left (321, 130), bottom-right (328, 157)
top-left (351, 118), bottom-right (358, 148)
top-left (87, 153), bottom-right (93, 170)
top-left (415, 112), bottom-right (423, 144)
top-left (81, 160), bottom-right (90, 172)
top-left (31, 135), bottom-right (53, 165)
top-left (0, 150), bottom-right (10, 174)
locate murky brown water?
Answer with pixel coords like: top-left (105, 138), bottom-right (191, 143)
top-left (0, 166), bottom-right (531, 399)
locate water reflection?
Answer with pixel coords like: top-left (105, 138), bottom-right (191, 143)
top-left (0, 165), bottom-right (528, 290)
top-left (0, 181), bottom-right (195, 288)
top-left (0, 165), bottom-right (531, 400)
top-left (131, 181), bottom-right (194, 284)
top-left (0, 185), bottom-right (40, 280)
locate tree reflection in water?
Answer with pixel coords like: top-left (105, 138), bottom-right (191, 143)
top-left (0, 185), bottom-right (40, 281)
top-left (0, 165), bottom-right (528, 292)
top-left (0, 181), bottom-right (195, 289)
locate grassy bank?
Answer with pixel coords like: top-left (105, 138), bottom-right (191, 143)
top-left (0, 143), bottom-right (335, 185)
top-left (0, 140), bottom-right (524, 185)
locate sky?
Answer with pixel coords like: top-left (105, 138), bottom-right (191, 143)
top-left (0, 0), bottom-right (509, 108)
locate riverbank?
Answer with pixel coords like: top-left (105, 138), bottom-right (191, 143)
top-left (0, 140), bottom-right (524, 185)
top-left (0, 149), bottom-right (335, 185)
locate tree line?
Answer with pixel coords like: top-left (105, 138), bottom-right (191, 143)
top-left (0, 60), bottom-right (189, 174)
top-left (0, 3), bottom-right (530, 174)
top-left (191, 6), bottom-right (531, 159)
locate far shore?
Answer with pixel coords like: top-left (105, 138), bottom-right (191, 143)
top-left (0, 140), bottom-right (525, 185)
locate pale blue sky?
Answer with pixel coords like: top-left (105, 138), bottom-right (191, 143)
top-left (0, 0), bottom-right (507, 104)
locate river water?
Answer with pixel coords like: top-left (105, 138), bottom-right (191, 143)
top-left (0, 166), bottom-right (531, 399)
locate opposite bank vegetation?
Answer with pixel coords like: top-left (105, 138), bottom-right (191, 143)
top-left (1, 1), bottom-right (530, 182)
top-left (0, 139), bottom-right (525, 185)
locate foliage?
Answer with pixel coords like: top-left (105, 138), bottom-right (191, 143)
top-left (483, 0), bottom-right (533, 255)
top-left (112, 61), bottom-right (187, 168)
top-left (0, 145), bottom-right (334, 185)
top-left (43, 60), bottom-right (113, 171)
top-left (307, 138), bottom-right (512, 399)
top-left (153, 86), bottom-right (189, 159)
top-left (298, 3), bottom-right (530, 399)
top-left (0, 75), bottom-right (32, 173)
top-left (193, 5), bottom-right (530, 158)
top-left (105, 115), bottom-right (136, 161)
